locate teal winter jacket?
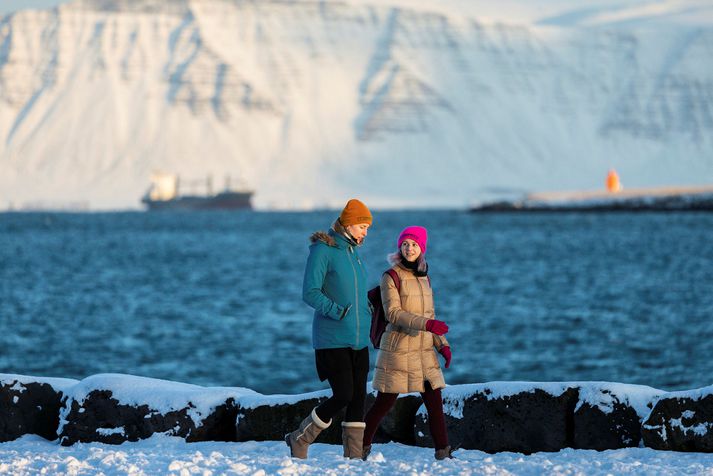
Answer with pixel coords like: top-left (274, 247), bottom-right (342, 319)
top-left (303, 228), bottom-right (370, 350)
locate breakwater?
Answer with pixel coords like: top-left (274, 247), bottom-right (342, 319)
top-left (471, 185), bottom-right (713, 212)
top-left (3, 373), bottom-right (713, 453)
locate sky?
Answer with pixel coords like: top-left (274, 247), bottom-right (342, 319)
top-left (0, 0), bottom-right (69, 14)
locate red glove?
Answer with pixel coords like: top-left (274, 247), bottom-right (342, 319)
top-left (439, 346), bottom-right (452, 368)
top-left (425, 319), bottom-right (449, 336)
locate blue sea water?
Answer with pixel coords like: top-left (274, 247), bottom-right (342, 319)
top-left (1, 211), bottom-right (712, 394)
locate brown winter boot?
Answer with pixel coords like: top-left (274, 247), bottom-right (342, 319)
top-left (285, 409), bottom-right (331, 459)
top-left (341, 421), bottom-right (366, 459)
top-left (435, 445), bottom-right (455, 460)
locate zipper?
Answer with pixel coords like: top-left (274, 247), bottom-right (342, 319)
top-left (347, 246), bottom-right (359, 345)
top-left (417, 276), bottom-right (426, 348)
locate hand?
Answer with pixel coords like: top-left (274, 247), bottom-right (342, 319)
top-left (339, 304), bottom-right (352, 320)
top-left (439, 346), bottom-right (452, 369)
top-left (425, 319), bottom-right (449, 336)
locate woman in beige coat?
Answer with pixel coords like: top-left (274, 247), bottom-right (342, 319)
top-left (362, 226), bottom-right (454, 460)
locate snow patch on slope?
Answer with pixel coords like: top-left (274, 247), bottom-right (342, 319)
top-left (0, 0), bottom-right (711, 210)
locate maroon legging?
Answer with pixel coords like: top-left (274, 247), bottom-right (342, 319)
top-left (363, 381), bottom-right (448, 450)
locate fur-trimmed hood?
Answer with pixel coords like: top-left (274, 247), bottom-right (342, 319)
top-left (310, 231), bottom-right (336, 247)
top-left (309, 219), bottom-right (356, 248)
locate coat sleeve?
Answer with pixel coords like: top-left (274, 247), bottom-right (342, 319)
top-left (381, 272), bottom-right (429, 330)
top-left (302, 244), bottom-right (347, 320)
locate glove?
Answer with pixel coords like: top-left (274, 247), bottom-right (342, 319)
top-left (439, 346), bottom-right (452, 369)
top-left (425, 319), bottom-right (449, 336)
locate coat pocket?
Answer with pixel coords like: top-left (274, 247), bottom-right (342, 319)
top-left (383, 328), bottom-right (403, 352)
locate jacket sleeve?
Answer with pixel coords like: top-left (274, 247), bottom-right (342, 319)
top-left (381, 272), bottom-right (429, 330)
top-left (302, 244), bottom-right (347, 320)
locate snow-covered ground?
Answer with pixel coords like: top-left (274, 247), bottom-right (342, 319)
top-left (2, 435), bottom-right (713, 475)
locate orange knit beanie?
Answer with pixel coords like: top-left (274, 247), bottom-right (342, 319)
top-left (339, 199), bottom-right (372, 226)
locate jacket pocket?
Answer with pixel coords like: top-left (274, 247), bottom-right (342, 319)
top-left (383, 329), bottom-right (403, 352)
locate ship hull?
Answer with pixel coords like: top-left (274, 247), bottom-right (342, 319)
top-left (142, 192), bottom-right (253, 211)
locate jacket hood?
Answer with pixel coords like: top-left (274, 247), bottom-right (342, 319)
top-left (310, 231), bottom-right (336, 247)
top-left (309, 220), bottom-right (357, 248)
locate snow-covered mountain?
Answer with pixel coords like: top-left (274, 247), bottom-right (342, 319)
top-left (1, 0), bottom-right (712, 209)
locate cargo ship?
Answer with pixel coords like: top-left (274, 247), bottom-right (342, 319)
top-left (141, 173), bottom-right (253, 211)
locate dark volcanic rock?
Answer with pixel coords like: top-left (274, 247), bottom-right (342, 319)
top-left (192, 399), bottom-right (239, 442)
top-left (573, 401), bottom-right (642, 449)
top-left (60, 389), bottom-right (194, 445)
top-left (415, 383), bottom-right (661, 453)
top-left (572, 384), bottom-right (661, 450)
top-left (58, 374), bottom-right (243, 446)
top-left (415, 383), bottom-right (579, 453)
top-left (235, 391), bottom-right (336, 443)
top-left (0, 376), bottom-right (76, 442)
top-left (643, 389), bottom-right (713, 452)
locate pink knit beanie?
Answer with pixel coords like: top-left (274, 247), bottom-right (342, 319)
top-left (397, 226), bottom-right (428, 255)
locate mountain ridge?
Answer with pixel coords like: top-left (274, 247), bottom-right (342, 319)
top-left (1, 0), bottom-right (712, 209)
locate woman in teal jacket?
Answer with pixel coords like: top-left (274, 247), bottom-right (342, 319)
top-left (286, 199), bottom-right (372, 460)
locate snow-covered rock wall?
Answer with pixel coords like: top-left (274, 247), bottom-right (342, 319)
top-left (4, 372), bottom-right (713, 453)
top-left (0, 374), bottom-right (76, 442)
top-left (643, 385), bottom-right (713, 452)
top-left (1, 0), bottom-right (712, 210)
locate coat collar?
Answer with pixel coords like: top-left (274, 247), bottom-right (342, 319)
top-left (309, 220), bottom-right (358, 250)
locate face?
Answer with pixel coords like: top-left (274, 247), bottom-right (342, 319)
top-left (400, 238), bottom-right (421, 262)
top-left (346, 223), bottom-right (370, 244)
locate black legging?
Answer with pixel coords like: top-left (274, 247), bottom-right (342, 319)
top-left (314, 347), bottom-right (369, 423)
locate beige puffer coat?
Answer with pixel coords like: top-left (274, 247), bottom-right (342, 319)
top-left (372, 263), bottom-right (448, 394)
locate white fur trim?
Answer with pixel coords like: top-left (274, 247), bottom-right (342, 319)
top-left (341, 421), bottom-right (366, 428)
top-left (310, 409), bottom-right (331, 429)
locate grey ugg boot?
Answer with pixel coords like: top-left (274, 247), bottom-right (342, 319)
top-left (341, 421), bottom-right (366, 459)
top-left (285, 409), bottom-right (331, 459)
top-left (435, 445), bottom-right (455, 460)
